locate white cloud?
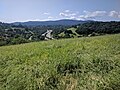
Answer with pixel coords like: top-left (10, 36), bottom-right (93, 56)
top-left (59, 10), bottom-right (108, 20)
top-left (79, 10), bottom-right (120, 20)
top-left (59, 10), bottom-right (78, 17)
top-left (59, 12), bottom-right (68, 17)
top-left (43, 12), bottom-right (50, 15)
top-left (69, 16), bottom-right (76, 19)
top-left (48, 16), bottom-right (53, 19)
top-left (109, 11), bottom-right (120, 18)
top-left (59, 10), bottom-right (120, 20)
top-left (65, 10), bottom-right (70, 13)
top-left (70, 13), bottom-right (77, 16)
top-left (81, 11), bottom-right (107, 19)
top-left (23, 19), bottom-right (41, 22)
top-left (59, 13), bottom-right (77, 17)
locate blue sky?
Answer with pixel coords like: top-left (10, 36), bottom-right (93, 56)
top-left (0, 0), bottom-right (120, 22)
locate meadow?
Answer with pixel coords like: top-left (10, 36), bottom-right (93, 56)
top-left (0, 34), bottom-right (120, 90)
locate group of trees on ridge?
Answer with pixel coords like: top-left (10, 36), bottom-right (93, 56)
top-left (76, 21), bottom-right (120, 36)
top-left (0, 21), bottom-right (120, 46)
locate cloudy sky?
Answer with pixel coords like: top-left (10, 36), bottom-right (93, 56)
top-left (0, 0), bottom-right (120, 22)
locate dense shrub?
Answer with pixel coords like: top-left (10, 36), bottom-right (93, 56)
top-left (56, 61), bottom-right (81, 75)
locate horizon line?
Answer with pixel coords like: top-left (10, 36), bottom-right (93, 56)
top-left (1, 19), bottom-right (120, 23)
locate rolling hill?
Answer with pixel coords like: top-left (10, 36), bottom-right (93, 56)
top-left (12, 19), bottom-right (92, 26)
top-left (0, 34), bottom-right (120, 90)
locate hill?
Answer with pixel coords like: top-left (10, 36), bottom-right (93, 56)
top-left (12, 19), bottom-right (91, 26)
top-left (0, 21), bottom-right (120, 46)
top-left (0, 34), bottom-right (120, 90)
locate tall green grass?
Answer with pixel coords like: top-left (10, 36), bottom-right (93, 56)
top-left (0, 34), bottom-right (120, 90)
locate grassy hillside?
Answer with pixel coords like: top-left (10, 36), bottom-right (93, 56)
top-left (67, 27), bottom-right (79, 36)
top-left (0, 34), bottom-right (120, 90)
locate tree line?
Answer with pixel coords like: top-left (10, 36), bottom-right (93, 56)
top-left (75, 21), bottom-right (120, 36)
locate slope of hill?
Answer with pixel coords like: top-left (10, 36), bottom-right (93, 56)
top-left (12, 19), bottom-right (91, 26)
top-left (0, 34), bottom-right (120, 90)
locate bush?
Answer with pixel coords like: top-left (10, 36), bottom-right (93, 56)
top-left (56, 60), bottom-right (81, 75)
top-left (45, 76), bottom-right (59, 89)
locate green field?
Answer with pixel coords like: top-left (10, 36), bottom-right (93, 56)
top-left (0, 34), bottom-right (120, 90)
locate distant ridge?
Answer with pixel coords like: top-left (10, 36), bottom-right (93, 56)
top-left (12, 19), bottom-right (93, 26)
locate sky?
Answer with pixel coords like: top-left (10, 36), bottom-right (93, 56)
top-left (0, 0), bottom-right (120, 23)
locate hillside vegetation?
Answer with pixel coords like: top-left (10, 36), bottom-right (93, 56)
top-left (0, 34), bottom-right (120, 90)
top-left (0, 21), bottom-right (120, 46)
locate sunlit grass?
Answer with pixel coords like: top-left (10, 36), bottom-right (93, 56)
top-left (0, 34), bottom-right (120, 90)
